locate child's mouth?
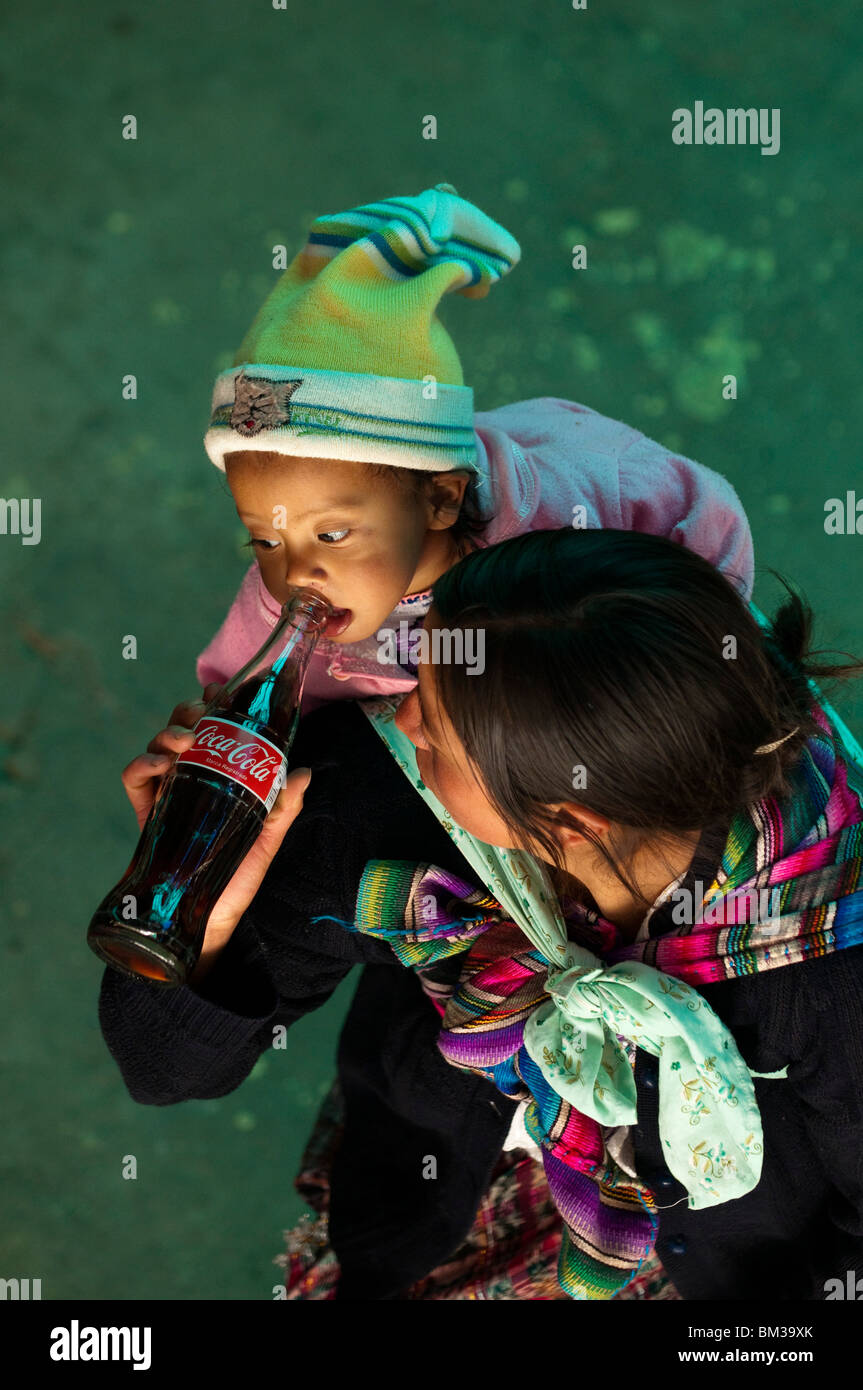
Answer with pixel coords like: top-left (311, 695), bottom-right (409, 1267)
top-left (325, 607), bottom-right (352, 638)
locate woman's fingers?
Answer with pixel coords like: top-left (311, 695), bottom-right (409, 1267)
top-left (166, 697), bottom-right (210, 731)
top-left (143, 685), bottom-right (222, 759)
top-left (120, 678), bottom-right (272, 838)
top-left (122, 695), bottom-right (207, 828)
top-left (121, 750), bottom-right (176, 832)
top-left (166, 684), bottom-right (223, 725)
top-left (143, 727), bottom-right (191, 757)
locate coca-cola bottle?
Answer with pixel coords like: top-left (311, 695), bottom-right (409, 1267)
top-left (87, 586), bottom-right (332, 986)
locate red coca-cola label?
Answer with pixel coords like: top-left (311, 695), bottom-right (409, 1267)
top-left (176, 716), bottom-right (287, 811)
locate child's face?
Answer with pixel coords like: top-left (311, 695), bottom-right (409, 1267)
top-left (224, 452), bottom-right (465, 643)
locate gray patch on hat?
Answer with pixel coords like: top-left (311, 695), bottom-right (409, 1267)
top-left (230, 370), bottom-right (304, 435)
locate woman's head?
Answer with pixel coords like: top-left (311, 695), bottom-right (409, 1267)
top-left (395, 527), bottom-right (854, 904)
top-left (224, 451), bottom-right (482, 643)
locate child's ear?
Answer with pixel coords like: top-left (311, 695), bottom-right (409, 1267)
top-left (424, 471), bottom-right (470, 529)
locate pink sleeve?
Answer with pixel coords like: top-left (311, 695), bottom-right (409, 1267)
top-left (616, 430), bottom-right (754, 601)
top-left (480, 397), bottom-right (753, 600)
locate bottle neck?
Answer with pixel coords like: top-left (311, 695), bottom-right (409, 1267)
top-left (216, 588), bottom-right (332, 706)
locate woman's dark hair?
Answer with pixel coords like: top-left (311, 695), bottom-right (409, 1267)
top-left (431, 527), bottom-right (863, 907)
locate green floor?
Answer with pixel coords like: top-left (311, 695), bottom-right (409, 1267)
top-left (2, 0), bottom-right (861, 1299)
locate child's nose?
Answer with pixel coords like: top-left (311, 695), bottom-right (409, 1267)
top-left (283, 547), bottom-right (328, 591)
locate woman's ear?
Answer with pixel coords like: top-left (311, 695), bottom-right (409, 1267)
top-left (424, 471), bottom-right (470, 530)
top-left (549, 802), bottom-right (612, 850)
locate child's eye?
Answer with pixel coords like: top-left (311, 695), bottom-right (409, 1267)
top-left (244, 538), bottom-right (279, 552)
top-left (318, 528), bottom-right (350, 543)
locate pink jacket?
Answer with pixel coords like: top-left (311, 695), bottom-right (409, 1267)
top-left (196, 396), bottom-right (754, 712)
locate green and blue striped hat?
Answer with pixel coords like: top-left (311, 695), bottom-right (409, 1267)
top-left (203, 184), bottom-right (520, 475)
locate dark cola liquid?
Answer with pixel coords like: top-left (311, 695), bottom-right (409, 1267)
top-left (87, 603), bottom-right (323, 986)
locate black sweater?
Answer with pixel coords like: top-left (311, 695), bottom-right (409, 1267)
top-left (97, 702), bottom-right (863, 1300)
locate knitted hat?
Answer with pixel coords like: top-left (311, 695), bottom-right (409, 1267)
top-left (203, 183), bottom-right (520, 475)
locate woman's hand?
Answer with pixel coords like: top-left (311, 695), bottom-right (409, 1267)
top-left (120, 684), bottom-right (311, 984)
top-left (121, 682), bottom-right (224, 831)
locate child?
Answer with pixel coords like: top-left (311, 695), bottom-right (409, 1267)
top-left (195, 184), bottom-right (754, 707)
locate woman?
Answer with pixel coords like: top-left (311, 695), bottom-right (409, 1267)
top-left (100, 527), bottom-right (863, 1300)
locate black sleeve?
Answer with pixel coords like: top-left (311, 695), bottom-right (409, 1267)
top-left (95, 910), bottom-right (355, 1107)
top-left (783, 945), bottom-right (863, 1296)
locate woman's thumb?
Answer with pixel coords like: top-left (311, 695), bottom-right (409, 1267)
top-left (288, 765), bottom-right (312, 794)
top-left (272, 765), bottom-right (312, 815)
top-left (251, 767), bottom-right (311, 868)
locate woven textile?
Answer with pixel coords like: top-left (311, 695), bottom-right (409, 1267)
top-left (274, 1079), bottom-right (680, 1302)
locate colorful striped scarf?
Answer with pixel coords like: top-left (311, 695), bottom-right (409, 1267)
top-left (323, 699), bottom-right (863, 1300)
top-left (609, 703), bottom-right (863, 982)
